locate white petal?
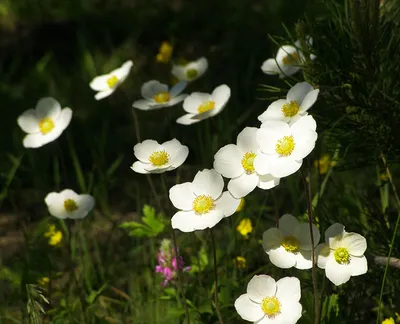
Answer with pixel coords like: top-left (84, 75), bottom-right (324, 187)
top-left (262, 228), bottom-right (283, 252)
top-left (279, 214), bottom-right (299, 236)
top-left (228, 173), bottom-right (258, 198)
top-left (56, 108), bottom-right (72, 132)
top-left (163, 139), bottom-right (189, 169)
top-left (171, 210), bottom-right (224, 232)
top-left (266, 155), bottom-right (302, 178)
top-left (183, 93), bottom-right (213, 114)
top-left (300, 89), bottom-right (319, 112)
top-left (114, 60), bottom-right (133, 81)
top-left (247, 275), bottom-right (276, 303)
top-left (293, 250), bottom-right (313, 269)
top-left (234, 294), bottom-right (264, 322)
top-left (132, 99), bottom-right (153, 110)
top-left (60, 189), bottom-right (80, 200)
top-left (257, 99), bottom-right (288, 123)
top-left (257, 174), bottom-right (280, 190)
top-left (35, 97), bottom-right (61, 120)
top-left (192, 169), bottom-right (224, 198)
top-left (95, 89), bottom-right (115, 100)
top-left (213, 144), bottom-right (243, 179)
top-left (130, 161), bottom-right (150, 174)
top-left (276, 277), bottom-right (301, 302)
top-left (348, 255), bottom-right (368, 276)
top-left (23, 129), bottom-right (62, 148)
top-left (215, 191), bottom-right (241, 217)
top-left (268, 247), bottom-right (296, 268)
top-left (325, 258), bottom-right (352, 286)
top-left (176, 114), bottom-right (200, 125)
top-left (286, 82), bottom-right (313, 103)
top-left (253, 153), bottom-right (272, 176)
top-left (134, 140), bottom-right (163, 162)
top-left (291, 129), bottom-right (318, 160)
top-left (170, 81), bottom-right (187, 97)
top-left (17, 109), bottom-right (40, 133)
top-left (315, 243), bottom-right (332, 269)
top-left (261, 58), bottom-right (279, 75)
top-left (277, 301), bottom-right (302, 324)
top-left (237, 127), bottom-right (259, 152)
top-left (291, 114), bottom-right (317, 132)
top-left (325, 223), bottom-right (345, 244)
top-left (169, 183), bottom-right (196, 211)
top-left (211, 84), bottom-right (231, 114)
top-left (45, 192), bottom-right (68, 219)
top-left (257, 121), bottom-right (291, 155)
top-left (341, 233), bottom-right (367, 256)
top-left (143, 164), bottom-right (171, 174)
top-left (191, 57), bottom-right (208, 79)
top-left (166, 94), bottom-right (187, 107)
top-left (72, 194), bottom-right (95, 219)
top-left (89, 75), bottom-right (111, 91)
top-left (141, 80), bottom-right (168, 99)
top-left (295, 223), bottom-right (320, 250)
top-left (171, 65), bottom-right (186, 81)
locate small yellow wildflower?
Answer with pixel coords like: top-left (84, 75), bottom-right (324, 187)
top-left (314, 154), bottom-right (337, 175)
top-left (236, 218), bottom-right (252, 237)
top-left (236, 198), bottom-right (245, 212)
top-left (382, 318), bottom-right (394, 324)
top-left (44, 225), bottom-right (63, 246)
top-left (234, 256), bottom-right (247, 269)
top-left (156, 41), bottom-right (173, 63)
top-left (38, 277), bottom-right (49, 286)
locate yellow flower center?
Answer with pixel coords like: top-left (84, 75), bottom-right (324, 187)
top-left (334, 247), bottom-right (351, 264)
top-left (39, 118), bottom-right (55, 134)
top-left (106, 75), bottom-right (119, 88)
top-left (64, 199), bottom-right (78, 212)
top-left (261, 297), bottom-right (281, 318)
top-left (241, 152), bottom-right (256, 174)
top-left (281, 101), bottom-right (300, 117)
top-left (282, 52), bottom-right (300, 65)
top-left (185, 68), bottom-right (198, 80)
top-left (275, 135), bottom-right (295, 157)
top-left (192, 195), bottom-right (215, 215)
top-left (282, 235), bottom-right (300, 253)
top-left (153, 92), bottom-right (170, 103)
top-left (148, 150), bottom-right (169, 166)
top-left (197, 100), bottom-right (215, 113)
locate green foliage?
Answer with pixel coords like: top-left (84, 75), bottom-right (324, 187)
top-left (120, 205), bottom-right (166, 237)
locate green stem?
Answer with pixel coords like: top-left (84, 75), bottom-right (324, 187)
top-left (209, 228), bottom-right (224, 324)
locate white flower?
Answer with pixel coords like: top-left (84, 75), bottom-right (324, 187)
top-left (132, 80), bottom-right (187, 110)
top-left (169, 169), bottom-right (240, 232)
top-left (131, 139), bottom-right (189, 174)
top-left (262, 214), bottom-right (320, 269)
top-left (234, 274), bottom-right (302, 323)
top-left (254, 115), bottom-right (318, 178)
top-left (316, 223), bottom-right (368, 286)
top-left (176, 85), bottom-right (231, 125)
top-left (172, 57), bottom-right (208, 82)
top-left (89, 60), bottom-right (133, 100)
top-left (45, 189), bottom-right (95, 219)
top-left (17, 97), bottom-right (72, 149)
top-left (258, 82), bottom-right (319, 124)
top-left (213, 127), bottom-right (279, 198)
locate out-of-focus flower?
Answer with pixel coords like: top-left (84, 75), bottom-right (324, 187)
top-left (132, 80), bottom-right (187, 111)
top-left (234, 275), bottom-right (302, 323)
top-left (176, 85), bottom-right (231, 125)
top-left (44, 225), bottom-right (63, 246)
top-left (380, 173), bottom-right (388, 181)
top-left (131, 139), bottom-right (189, 174)
top-left (38, 277), bottom-right (50, 286)
top-left (237, 218), bottom-right (253, 238)
top-left (155, 239), bottom-right (190, 286)
top-left (258, 82), bottom-right (319, 125)
top-left (45, 189), bottom-right (95, 220)
top-left (156, 41), bottom-right (173, 63)
top-left (172, 57), bottom-right (208, 82)
top-left (17, 97), bottom-right (72, 149)
top-left (89, 60), bottom-right (133, 100)
top-left (169, 169), bottom-right (240, 232)
top-left (314, 155), bottom-right (337, 175)
top-left (382, 318), bottom-right (394, 324)
top-left (234, 256), bottom-right (247, 269)
top-left (316, 223), bottom-right (368, 286)
top-left (236, 198), bottom-right (245, 212)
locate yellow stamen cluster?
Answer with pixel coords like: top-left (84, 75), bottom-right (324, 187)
top-left (281, 101), bottom-right (300, 117)
top-left (185, 68), bottom-right (198, 80)
top-left (282, 52), bottom-right (300, 65)
top-left (153, 92), bottom-right (170, 103)
top-left (275, 136), bottom-right (295, 157)
top-left (197, 100), bottom-right (215, 113)
top-left (241, 152), bottom-right (256, 174)
top-left (282, 235), bottom-right (300, 253)
top-left (64, 199), bottom-right (78, 212)
top-left (106, 75), bottom-right (119, 88)
top-left (149, 150), bottom-right (169, 166)
top-left (192, 195), bottom-right (215, 215)
top-left (261, 296), bottom-right (281, 318)
top-left (334, 247), bottom-right (351, 264)
top-left (39, 118), bottom-right (55, 134)
top-left (156, 41), bottom-right (173, 63)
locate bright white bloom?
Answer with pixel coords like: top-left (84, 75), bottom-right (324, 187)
top-left (169, 169), bottom-right (240, 232)
top-left (172, 57), bottom-right (208, 82)
top-left (17, 97), bottom-right (72, 149)
top-left (234, 275), bottom-right (302, 323)
top-left (262, 214), bottom-right (320, 269)
top-left (213, 127), bottom-right (279, 198)
top-left (316, 223), bottom-right (368, 286)
top-left (89, 60), bottom-right (133, 100)
top-left (132, 80), bottom-right (187, 111)
top-left (176, 85), bottom-right (231, 125)
top-left (45, 189), bottom-right (95, 219)
top-left (255, 115), bottom-right (318, 178)
top-left (258, 82), bottom-right (319, 124)
top-left (131, 139), bottom-right (189, 174)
